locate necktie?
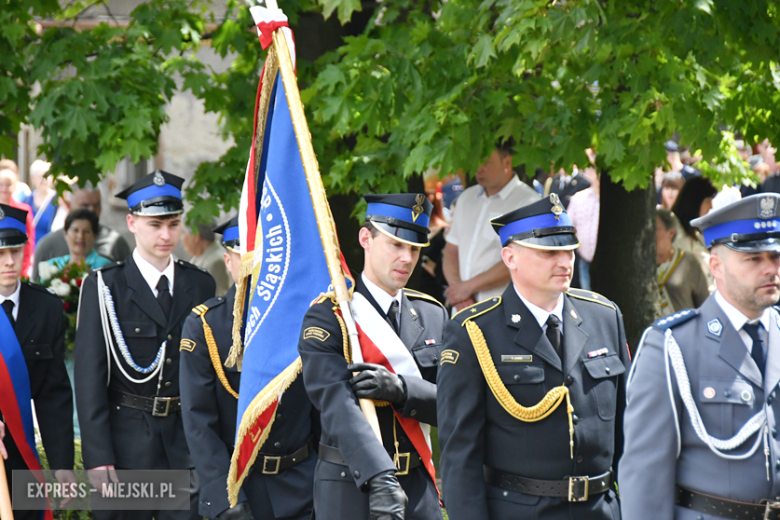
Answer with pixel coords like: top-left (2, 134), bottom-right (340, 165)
top-left (744, 321), bottom-right (766, 377)
top-left (2, 299), bottom-right (15, 327)
top-left (157, 275), bottom-right (172, 318)
top-left (387, 299), bottom-right (400, 335)
top-left (546, 314), bottom-right (562, 360)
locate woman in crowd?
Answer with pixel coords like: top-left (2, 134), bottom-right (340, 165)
top-left (45, 208), bottom-right (111, 272)
top-left (22, 159), bottom-right (58, 244)
top-left (656, 208), bottom-right (710, 315)
top-left (659, 172), bottom-right (684, 210)
top-left (671, 175), bottom-right (718, 289)
top-left (0, 158), bottom-right (36, 276)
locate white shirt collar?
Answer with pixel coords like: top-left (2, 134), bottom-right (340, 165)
top-left (361, 272), bottom-right (402, 316)
top-left (515, 286), bottom-right (565, 335)
top-left (714, 290), bottom-right (770, 333)
top-left (133, 249), bottom-right (175, 297)
top-left (0, 281), bottom-right (21, 320)
top-left (477, 175), bottom-right (521, 200)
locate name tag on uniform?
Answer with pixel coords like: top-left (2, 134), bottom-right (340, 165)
top-left (501, 355), bottom-right (532, 363)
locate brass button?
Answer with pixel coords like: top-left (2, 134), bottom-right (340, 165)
top-left (135, 328), bottom-right (141, 333)
top-left (410, 410), bottom-right (417, 417)
top-left (168, 334), bottom-right (173, 341)
top-left (166, 358), bottom-right (172, 365)
top-left (576, 455), bottom-right (583, 463)
top-left (164, 381), bottom-right (172, 387)
top-left (274, 442), bottom-right (281, 449)
top-left (353, 471), bottom-right (360, 479)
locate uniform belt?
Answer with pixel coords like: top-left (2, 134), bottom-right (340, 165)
top-left (256, 442), bottom-right (313, 475)
top-left (676, 486), bottom-right (780, 520)
top-left (318, 443), bottom-right (423, 475)
top-left (109, 390), bottom-right (181, 417)
top-left (483, 465), bottom-right (613, 502)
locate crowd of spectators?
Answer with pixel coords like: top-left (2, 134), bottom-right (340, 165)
top-left (413, 137), bottom-right (780, 314)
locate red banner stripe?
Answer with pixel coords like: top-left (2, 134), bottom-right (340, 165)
top-left (234, 398), bottom-right (279, 481)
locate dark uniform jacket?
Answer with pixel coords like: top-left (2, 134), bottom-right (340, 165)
top-left (180, 285), bottom-right (318, 520)
top-left (4, 282), bottom-right (73, 472)
top-left (619, 296), bottom-right (780, 520)
top-left (297, 277), bottom-right (448, 520)
top-left (437, 286), bottom-right (630, 520)
top-left (74, 254), bottom-right (215, 470)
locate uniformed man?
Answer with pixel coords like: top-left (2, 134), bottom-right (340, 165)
top-left (74, 171), bottom-right (216, 520)
top-left (0, 203), bottom-right (75, 520)
top-left (179, 217), bottom-right (318, 520)
top-left (620, 193), bottom-right (780, 519)
top-left (298, 194), bottom-right (448, 520)
top-left (437, 195), bottom-right (630, 520)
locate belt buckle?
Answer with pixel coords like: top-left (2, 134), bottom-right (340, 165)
top-left (764, 500), bottom-right (780, 520)
top-left (262, 456), bottom-right (281, 475)
top-left (152, 397), bottom-right (171, 417)
top-left (394, 453), bottom-right (411, 476)
top-left (568, 476), bottom-right (589, 502)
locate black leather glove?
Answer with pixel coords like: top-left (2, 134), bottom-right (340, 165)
top-left (367, 470), bottom-right (407, 520)
top-left (348, 363), bottom-right (406, 404)
top-left (216, 502), bottom-right (255, 520)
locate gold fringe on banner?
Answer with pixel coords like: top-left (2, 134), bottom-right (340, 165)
top-left (226, 251), bottom-right (254, 370)
top-left (227, 357), bottom-right (302, 507)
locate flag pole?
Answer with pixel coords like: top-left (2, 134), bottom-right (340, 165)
top-left (0, 458), bottom-right (14, 520)
top-left (270, 29), bottom-right (382, 442)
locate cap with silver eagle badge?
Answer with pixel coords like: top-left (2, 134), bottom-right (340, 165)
top-left (213, 216), bottom-right (240, 253)
top-left (364, 193), bottom-right (434, 247)
top-left (490, 194), bottom-right (581, 250)
top-left (0, 203), bottom-right (29, 249)
top-left (690, 193), bottom-right (780, 253)
top-left (116, 170), bottom-right (185, 216)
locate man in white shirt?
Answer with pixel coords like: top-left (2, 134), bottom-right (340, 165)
top-left (443, 145), bottom-right (539, 311)
top-left (74, 170), bottom-right (216, 520)
top-left (621, 193), bottom-right (780, 519)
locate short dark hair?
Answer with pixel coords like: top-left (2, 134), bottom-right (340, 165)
top-left (496, 137), bottom-right (516, 158)
top-left (64, 208), bottom-right (99, 234)
top-left (362, 220), bottom-right (380, 238)
top-left (671, 176), bottom-right (717, 238)
top-left (656, 207), bottom-right (678, 232)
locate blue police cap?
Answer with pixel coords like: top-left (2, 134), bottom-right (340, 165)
top-left (364, 193), bottom-right (433, 247)
top-left (0, 204), bottom-right (28, 249)
top-left (115, 170), bottom-right (184, 216)
top-left (490, 194), bottom-right (580, 250)
top-left (691, 193), bottom-right (780, 253)
top-left (213, 216), bottom-right (240, 252)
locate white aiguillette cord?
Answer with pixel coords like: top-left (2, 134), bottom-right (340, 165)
top-left (97, 271), bottom-right (166, 394)
top-left (664, 329), bottom-right (770, 479)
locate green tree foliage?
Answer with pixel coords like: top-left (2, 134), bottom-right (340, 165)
top-left (302, 0), bottom-right (779, 192)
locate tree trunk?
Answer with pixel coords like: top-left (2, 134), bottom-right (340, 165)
top-left (590, 173), bottom-right (659, 354)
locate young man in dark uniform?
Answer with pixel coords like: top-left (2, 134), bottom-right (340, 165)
top-left (0, 203), bottom-right (74, 520)
top-left (179, 217), bottom-right (318, 520)
top-left (437, 195), bottom-right (631, 520)
top-left (75, 171), bottom-right (216, 520)
top-left (298, 194), bottom-right (449, 520)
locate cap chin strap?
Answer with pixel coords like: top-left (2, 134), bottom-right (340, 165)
top-left (710, 230), bottom-right (780, 247)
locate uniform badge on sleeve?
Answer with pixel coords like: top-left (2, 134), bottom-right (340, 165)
top-left (180, 339), bottom-right (196, 352)
top-left (440, 350), bottom-right (459, 365)
top-left (303, 327), bottom-right (330, 342)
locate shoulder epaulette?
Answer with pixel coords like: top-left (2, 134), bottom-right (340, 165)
top-left (566, 288), bottom-right (616, 310)
top-left (310, 292), bottom-right (337, 307)
top-left (192, 295), bottom-right (228, 317)
top-left (453, 296), bottom-right (502, 325)
top-left (176, 259), bottom-right (209, 274)
top-left (25, 281), bottom-right (60, 297)
top-left (403, 288), bottom-right (444, 307)
top-left (96, 260), bottom-right (124, 271)
top-left (653, 308), bottom-right (698, 330)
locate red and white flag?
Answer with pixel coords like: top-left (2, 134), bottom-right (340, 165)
top-left (349, 292), bottom-right (437, 487)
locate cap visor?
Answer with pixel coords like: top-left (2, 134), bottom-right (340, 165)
top-left (725, 238), bottom-right (780, 253)
top-left (131, 199), bottom-right (184, 216)
top-left (373, 222), bottom-right (430, 247)
top-left (0, 234), bottom-right (28, 249)
top-left (511, 233), bottom-right (580, 251)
